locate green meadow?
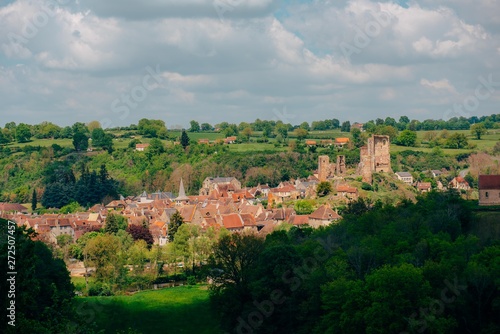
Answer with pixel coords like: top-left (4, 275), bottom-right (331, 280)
top-left (5, 128), bottom-right (499, 156)
top-left (73, 285), bottom-right (220, 334)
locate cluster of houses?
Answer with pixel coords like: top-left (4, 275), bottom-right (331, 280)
top-left (2, 171), bottom-right (499, 246)
top-left (1, 177), bottom-right (345, 246)
top-left (395, 169), bottom-right (482, 194)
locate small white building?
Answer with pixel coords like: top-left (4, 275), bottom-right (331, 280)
top-left (395, 172), bottom-right (413, 186)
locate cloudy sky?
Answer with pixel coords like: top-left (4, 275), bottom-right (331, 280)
top-left (1, 0), bottom-right (499, 128)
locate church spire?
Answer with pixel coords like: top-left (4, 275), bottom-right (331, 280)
top-left (175, 178), bottom-right (189, 202)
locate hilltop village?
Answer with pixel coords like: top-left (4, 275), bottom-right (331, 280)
top-left (2, 134), bottom-right (499, 247)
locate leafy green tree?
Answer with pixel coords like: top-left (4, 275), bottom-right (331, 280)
top-left (0, 129), bottom-right (9, 144)
top-left (128, 239), bottom-right (150, 274)
top-left (71, 122), bottom-right (88, 135)
top-left (294, 127), bottom-right (308, 141)
top-left (72, 131), bottom-right (88, 151)
top-left (210, 233), bottom-right (264, 291)
top-left (397, 130), bottom-right (417, 147)
top-left (59, 201), bottom-right (83, 214)
top-left (137, 118), bottom-right (168, 138)
top-left (275, 123), bottom-right (288, 139)
top-left (91, 128), bottom-right (113, 152)
top-left (58, 126), bottom-right (72, 138)
top-left (341, 121), bottom-right (351, 132)
top-left (146, 138), bottom-right (165, 159)
top-left (84, 233), bottom-right (125, 285)
top-left (168, 211), bottom-right (184, 242)
top-left (0, 221), bottom-right (76, 333)
top-left (470, 123), bottom-right (486, 140)
top-left (241, 127), bottom-right (252, 142)
top-left (300, 121), bottom-right (310, 130)
top-left (446, 133), bottom-right (469, 149)
top-left (15, 123), bottom-right (31, 143)
top-left (316, 181), bottom-right (333, 197)
top-left (189, 120), bottom-right (200, 132)
top-left (105, 213), bottom-right (128, 234)
top-left (56, 234), bottom-right (74, 261)
top-left (201, 123), bottom-right (212, 131)
top-left (180, 130), bottom-right (190, 149)
top-left (351, 127), bottom-right (365, 147)
top-left (294, 199), bottom-right (314, 214)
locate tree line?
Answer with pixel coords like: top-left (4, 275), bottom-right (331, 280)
top-left (209, 191), bottom-right (499, 333)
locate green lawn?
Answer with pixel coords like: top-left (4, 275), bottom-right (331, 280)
top-left (4, 128), bottom-right (498, 155)
top-left (73, 285), bottom-right (221, 334)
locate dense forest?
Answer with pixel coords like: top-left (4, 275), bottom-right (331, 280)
top-left (209, 191), bottom-right (499, 334)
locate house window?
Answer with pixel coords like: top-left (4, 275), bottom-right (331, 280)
top-left (485, 191), bottom-right (489, 198)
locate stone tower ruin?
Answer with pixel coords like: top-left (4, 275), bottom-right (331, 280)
top-left (318, 155), bottom-right (346, 181)
top-left (358, 135), bottom-right (391, 183)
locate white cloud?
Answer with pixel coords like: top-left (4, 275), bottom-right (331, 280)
top-left (420, 78), bottom-right (457, 94)
top-left (0, 0), bottom-right (499, 126)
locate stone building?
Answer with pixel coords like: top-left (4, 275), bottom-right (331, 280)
top-left (478, 175), bottom-right (500, 206)
top-left (318, 155), bottom-right (346, 181)
top-left (358, 135), bottom-right (391, 183)
top-left (199, 177), bottom-right (241, 195)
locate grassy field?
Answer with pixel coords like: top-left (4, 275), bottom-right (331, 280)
top-left (5, 128), bottom-right (498, 156)
top-left (73, 285), bottom-right (220, 334)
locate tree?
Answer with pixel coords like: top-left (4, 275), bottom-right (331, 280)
top-left (180, 130), bottom-right (190, 149)
top-left (351, 128), bottom-right (364, 147)
top-left (299, 122), bottom-right (310, 131)
top-left (31, 189), bottom-right (37, 212)
top-left (91, 128), bottom-right (113, 152)
top-left (396, 130), bottom-right (417, 147)
top-left (470, 123), bottom-right (486, 140)
top-left (294, 128), bottom-right (308, 141)
top-left (56, 234), bottom-right (73, 261)
top-left (201, 123), bottom-right (212, 131)
top-left (168, 211), bottom-right (184, 242)
top-left (189, 120), bottom-right (201, 132)
top-left (87, 120), bottom-right (101, 133)
top-left (137, 118), bottom-right (168, 138)
top-left (146, 138), bottom-right (165, 159)
top-left (316, 181), bottom-right (333, 197)
top-left (104, 213), bottom-right (128, 234)
top-left (72, 131), bottom-right (88, 151)
top-left (241, 127), bottom-right (253, 142)
top-left (294, 200), bottom-right (314, 214)
top-left (446, 133), bottom-right (469, 149)
top-left (126, 224), bottom-right (154, 248)
top-left (0, 221), bottom-right (76, 333)
top-left (210, 233), bottom-right (265, 291)
top-left (84, 233), bottom-right (124, 285)
top-left (275, 123), bottom-right (288, 140)
top-left (15, 123), bottom-right (31, 143)
top-left (341, 121), bottom-right (351, 132)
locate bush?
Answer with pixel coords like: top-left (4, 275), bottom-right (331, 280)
top-left (88, 282), bottom-right (113, 296)
top-left (187, 276), bottom-right (197, 285)
top-left (361, 182), bottom-right (373, 191)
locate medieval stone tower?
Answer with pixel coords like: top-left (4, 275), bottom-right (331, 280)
top-left (318, 155), bottom-right (332, 182)
top-left (358, 135), bottom-right (391, 183)
top-left (318, 155), bottom-right (346, 181)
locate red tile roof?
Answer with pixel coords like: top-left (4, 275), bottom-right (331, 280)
top-left (309, 205), bottom-right (341, 220)
top-left (479, 175), bottom-right (500, 189)
top-left (334, 137), bottom-right (350, 144)
top-left (336, 185), bottom-right (357, 193)
top-left (221, 213), bottom-right (244, 229)
top-left (0, 203), bottom-right (28, 212)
